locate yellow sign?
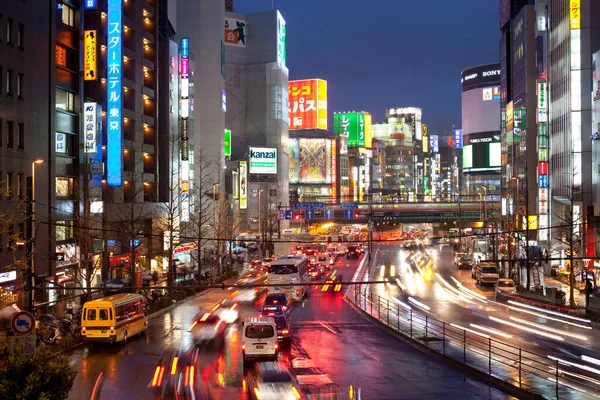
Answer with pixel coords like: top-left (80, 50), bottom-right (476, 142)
top-left (506, 101), bottom-right (514, 132)
top-left (365, 114), bottom-right (373, 148)
top-left (317, 79), bottom-right (328, 130)
top-left (84, 30), bottom-right (97, 81)
top-left (422, 123), bottom-right (428, 137)
top-left (570, 0), bottom-right (581, 29)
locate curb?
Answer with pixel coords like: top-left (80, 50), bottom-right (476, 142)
top-left (342, 295), bottom-right (543, 400)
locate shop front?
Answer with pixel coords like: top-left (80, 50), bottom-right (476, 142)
top-left (0, 270), bottom-right (20, 308)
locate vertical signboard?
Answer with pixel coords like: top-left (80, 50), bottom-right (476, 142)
top-left (224, 17), bottom-right (247, 47)
top-left (429, 135), bottom-right (439, 153)
top-left (506, 101), bottom-right (514, 132)
top-left (180, 37), bottom-right (191, 222)
top-left (453, 129), bottom-right (463, 148)
top-left (277, 12), bottom-right (286, 67)
top-left (181, 160), bottom-right (190, 222)
top-left (106, 0), bottom-right (122, 187)
top-left (84, 30), bottom-right (97, 81)
top-left (334, 113), bottom-right (365, 147)
top-left (570, 0), bottom-right (581, 29)
top-left (84, 102), bottom-right (97, 153)
top-left (365, 114), bottom-right (373, 148)
top-left (288, 79), bottom-right (327, 130)
top-left (84, 0), bottom-right (97, 9)
top-left (331, 138), bottom-right (337, 201)
top-left (239, 161), bottom-right (247, 209)
top-left (224, 129), bottom-right (231, 157)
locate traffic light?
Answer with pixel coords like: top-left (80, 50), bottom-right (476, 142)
top-left (294, 214), bottom-right (301, 221)
top-left (354, 212), bottom-right (359, 219)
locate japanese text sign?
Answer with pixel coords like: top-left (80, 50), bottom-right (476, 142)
top-left (84, 30), bottom-right (97, 81)
top-left (106, 0), bottom-right (123, 187)
top-left (288, 79), bottom-right (327, 130)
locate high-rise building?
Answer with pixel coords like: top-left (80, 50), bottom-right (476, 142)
top-left (372, 107), bottom-right (424, 201)
top-left (223, 9), bottom-right (289, 231)
top-left (461, 63), bottom-right (501, 199)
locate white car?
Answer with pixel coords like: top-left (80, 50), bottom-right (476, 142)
top-left (474, 262), bottom-right (500, 286)
top-left (246, 361), bottom-right (300, 400)
top-left (242, 317), bottom-right (278, 364)
top-left (496, 278), bottom-right (517, 296)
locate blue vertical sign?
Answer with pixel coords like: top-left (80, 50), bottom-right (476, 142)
top-left (306, 209), bottom-right (315, 220)
top-left (453, 129), bottom-right (463, 149)
top-left (180, 38), bottom-right (189, 58)
top-left (84, 0), bottom-right (97, 9)
top-left (284, 210), bottom-right (293, 220)
top-left (344, 209), bottom-right (354, 220)
top-left (324, 209), bottom-right (334, 220)
top-left (107, 0), bottom-right (122, 187)
top-left (278, 210), bottom-right (285, 220)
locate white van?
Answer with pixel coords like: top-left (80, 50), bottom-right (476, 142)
top-left (242, 317), bottom-right (278, 363)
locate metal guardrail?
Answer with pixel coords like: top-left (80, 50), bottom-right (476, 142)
top-left (348, 284), bottom-right (600, 399)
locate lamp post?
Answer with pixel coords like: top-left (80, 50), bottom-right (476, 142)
top-left (26, 159), bottom-right (44, 312)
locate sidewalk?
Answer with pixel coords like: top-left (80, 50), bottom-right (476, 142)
top-left (517, 266), bottom-right (587, 307)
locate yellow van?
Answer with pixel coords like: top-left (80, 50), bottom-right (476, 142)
top-left (81, 293), bottom-right (148, 344)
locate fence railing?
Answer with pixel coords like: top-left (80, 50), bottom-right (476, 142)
top-left (349, 283), bottom-right (600, 399)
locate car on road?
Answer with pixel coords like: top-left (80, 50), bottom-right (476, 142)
top-left (473, 262), bottom-right (500, 286)
top-left (456, 255), bottom-right (473, 270)
top-left (242, 317), bottom-right (279, 364)
top-left (322, 274), bottom-right (343, 293)
top-left (189, 311), bottom-right (227, 348)
top-left (346, 245), bottom-right (360, 259)
top-left (260, 312), bottom-right (291, 348)
top-left (150, 347), bottom-right (204, 399)
top-left (245, 362), bottom-right (300, 400)
top-left (454, 252), bottom-right (467, 266)
top-left (308, 264), bottom-right (322, 280)
top-left (496, 278), bottom-right (517, 296)
top-left (261, 293), bottom-right (292, 315)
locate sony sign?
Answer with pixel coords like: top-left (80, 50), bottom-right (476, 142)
top-left (482, 70), bottom-right (500, 77)
top-left (249, 147), bottom-right (277, 175)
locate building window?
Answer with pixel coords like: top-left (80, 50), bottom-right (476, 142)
top-left (6, 19), bottom-right (12, 44)
top-left (60, 4), bottom-right (75, 27)
top-left (17, 23), bottom-right (23, 48)
top-left (6, 121), bottom-right (13, 148)
top-left (55, 89), bottom-right (74, 111)
top-left (6, 172), bottom-right (13, 200)
top-left (55, 45), bottom-right (67, 67)
top-left (56, 220), bottom-right (73, 241)
top-left (6, 69), bottom-right (12, 96)
top-left (56, 177), bottom-right (74, 197)
top-left (17, 73), bottom-right (23, 98)
top-left (17, 173), bottom-right (23, 199)
top-left (17, 123), bottom-right (24, 150)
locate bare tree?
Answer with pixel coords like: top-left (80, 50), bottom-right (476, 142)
top-left (552, 168), bottom-right (582, 307)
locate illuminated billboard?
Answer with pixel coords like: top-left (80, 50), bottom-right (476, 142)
top-left (277, 11), bottom-right (286, 67)
top-left (239, 161), bottom-right (247, 209)
top-left (462, 133), bottom-right (502, 173)
top-left (385, 107), bottom-right (422, 140)
top-left (365, 114), bottom-right (373, 148)
top-left (249, 147), bottom-right (277, 175)
top-left (84, 30), bottom-right (97, 81)
top-left (224, 17), bottom-right (246, 47)
top-left (288, 138), bottom-right (333, 184)
top-left (106, 0), bottom-right (122, 187)
top-left (288, 79), bottom-right (327, 130)
top-left (461, 64), bottom-right (501, 92)
top-left (334, 112), bottom-right (366, 147)
top-left (482, 86), bottom-right (501, 101)
top-left (84, 102), bottom-right (97, 153)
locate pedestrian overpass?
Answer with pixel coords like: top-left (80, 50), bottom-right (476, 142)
top-left (301, 201), bottom-right (500, 224)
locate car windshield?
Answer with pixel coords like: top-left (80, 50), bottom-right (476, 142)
top-left (245, 324), bottom-right (275, 339)
top-left (499, 281), bottom-right (514, 287)
top-left (482, 267), bottom-right (498, 274)
top-left (270, 265), bottom-right (298, 274)
top-left (460, 257), bottom-right (470, 262)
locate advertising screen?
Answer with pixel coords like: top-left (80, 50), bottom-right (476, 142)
top-left (239, 161), bottom-right (247, 209)
top-left (365, 114), bottom-right (373, 148)
top-left (249, 147), bottom-right (277, 175)
top-left (334, 112), bottom-right (365, 147)
top-left (289, 79), bottom-right (327, 130)
top-left (288, 138), bottom-right (300, 183)
top-left (462, 136), bottom-right (502, 173)
top-left (461, 63), bottom-right (501, 92)
top-left (299, 138), bottom-right (329, 183)
top-left (462, 88), bottom-right (501, 135)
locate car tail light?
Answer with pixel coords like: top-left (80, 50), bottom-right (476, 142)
top-left (81, 327), bottom-right (86, 335)
top-left (184, 366), bottom-right (191, 386)
top-left (170, 357), bottom-right (179, 375)
top-left (110, 326), bottom-right (115, 334)
top-left (273, 300), bottom-right (278, 304)
top-left (242, 342), bottom-right (246, 350)
top-left (189, 366), bottom-right (194, 387)
top-left (200, 312), bottom-right (211, 321)
top-left (151, 366), bottom-right (165, 387)
top-left (275, 343), bottom-right (279, 350)
top-left (281, 329), bottom-right (289, 335)
top-left (214, 320), bottom-right (223, 331)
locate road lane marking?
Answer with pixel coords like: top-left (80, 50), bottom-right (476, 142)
top-left (320, 322), bottom-right (338, 334)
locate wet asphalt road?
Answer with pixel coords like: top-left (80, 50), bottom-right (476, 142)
top-left (68, 251), bottom-right (511, 400)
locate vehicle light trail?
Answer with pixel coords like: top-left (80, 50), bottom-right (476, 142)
top-left (393, 297), bottom-right (412, 311)
top-left (506, 304), bottom-right (592, 330)
top-left (469, 323), bottom-right (512, 339)
top-left (507, 300), bottom-right (591, 323)
top-left (489, 316), bottom-right (565, 341)
top-left (408, 296), bottom-right (430, 311)
top-left (395, 278), bottom-right (407, 291)
top-left (582, 355), bottom-right (600, 366)
top-left (548, 355), bottom-right (600, 376)
top-left (508, 316), bottom-right (588, 341)
top-left (450, 323), bottom-right (490, 339)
